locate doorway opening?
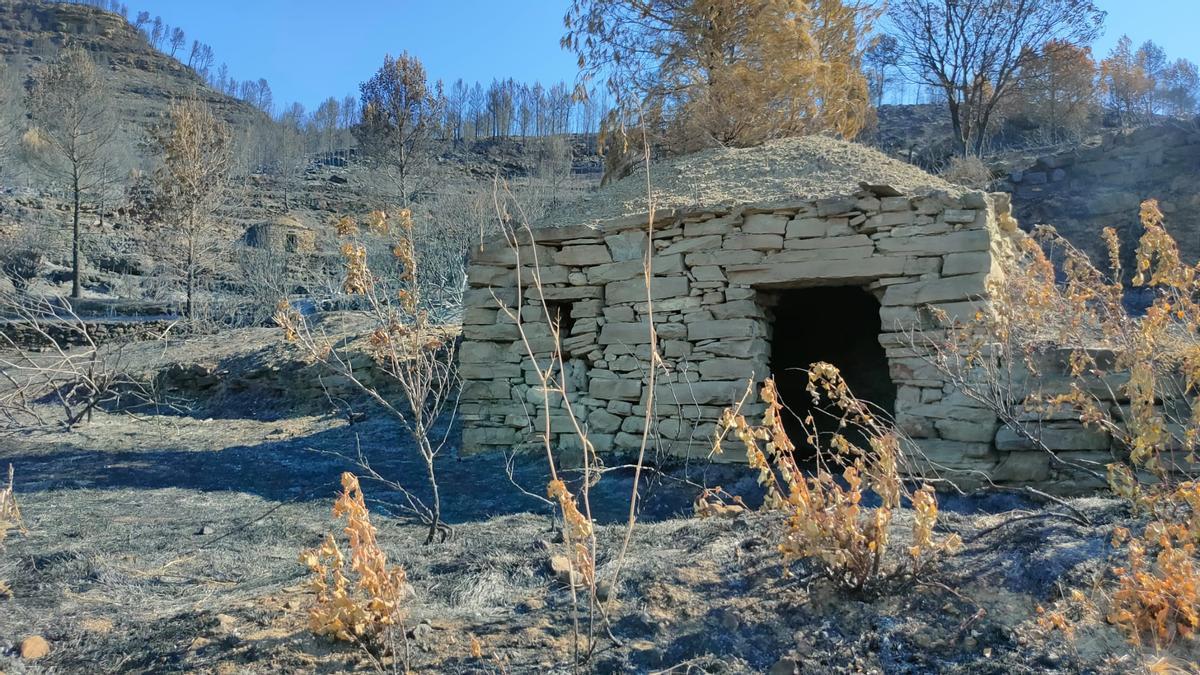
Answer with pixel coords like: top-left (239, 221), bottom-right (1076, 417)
top-left (768, 286), bottom-right (897, 460)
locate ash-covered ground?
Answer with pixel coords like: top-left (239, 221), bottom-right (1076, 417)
top-left (0, 330), bottom-right (1169, 673)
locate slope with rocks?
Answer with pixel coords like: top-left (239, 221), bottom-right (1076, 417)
top-left (0, 0), bottom-right (269, 147)
top-left (997, 122), bottom-right (1200, 267)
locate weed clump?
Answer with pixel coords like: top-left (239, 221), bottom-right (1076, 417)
top-left (1, 464), bottom-right (23, 599)
top-left (300, 472), bottom-right (411, 645)
top-left (0, 464), bottom-right (21, 545)
top-left (713, 371), bottom-right (959, 593)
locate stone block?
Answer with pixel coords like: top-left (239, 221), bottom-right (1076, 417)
top-left (685, 216), bottom-right (740, 237)
top-left (685, 250), bottom-right (763, 267)
top-left (786, 217), bottom-right (827, 238)
top-left (538, 286), bottom-right (604, 301)
top-left (661, 234), bottom-right (722, 256)
top-left (874, 230), bottom-right (990, 255)
top-left (941, 209), bottom-right (978, 224)
top-left (587, 408), bottom-right (622, 434)
top-left (606, 275), bottom-right (688, 304)
top-left (460, 362), bottom-right (520, 379)
top-left (605, 230), bottom-right (647, 262)
top-left (554, 245), bottom-right (612, 266)
top-left (571, 299), bottom-right (603, 317)
top-left (695, 339), bottom-right (768, 358)
top-left (726, 257), bottom-right (906, 285)
top-left (586, 254), bottom-right (684, 284)
top-left (460, 379), bottom-right (513, 401)
top-left (589, 378), bottom-right (643, 401)
top-left (882, 273), bottom-right (988, 306)
top-left (462, 307), bottom-right (497, 325)
top-left (462, 426), bottom-right (522, 450)
top-left (462, 323), bottom-right (521, 341)
top-left (942, 252), bottom-right (991, 276)
top-left (598, 321), bottom-right (654, 345)
top-left (995, 425), bottom-right (1110, 452)
top-left (687, 319), bottom-right (762, 341)
top-left (709, 300), bottom-right (763, 319)
top-left (697, 357), bottom-right (762, 380)
top-left (654, 380), bottom-right (748, 406)
top-left (691, 266), bottom-right (726, 282)
top-left (725, 233), bottom-right (784, 250)
top-left (742, 214), bottom-right (788, 234)
top-left (935, 418), bottom-right (998, 443)
top-left (991, 452), bottom-right (1050, 482)
top-left (460, 341), bottom-right (517, 364)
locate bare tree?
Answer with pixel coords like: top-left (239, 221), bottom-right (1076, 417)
top-left (353, 52), bottom-right (445, 207)
top-left (865, 34), bottom-right (902, 107)
top-left (889, 0), bottom-right (1104, 155)
top-left (313, 96), bottom-right (341, 156)
top-left (149, 98), bottom-right (235, 320)
top-left (25, 45), bottom-right (119, 299)
top-left (168, 26), bottom-right (186, 57)
top-left (149, 16), bottom-right (163, 48)
top-left (275, 209), bottom-right (460, 544)
top-left (272, 104), bottom-right (308, 210)
top-left (188, 41), bottom-right (214, 78)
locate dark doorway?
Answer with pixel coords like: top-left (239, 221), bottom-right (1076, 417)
top-left (768, 287), bottom-right (896, 458)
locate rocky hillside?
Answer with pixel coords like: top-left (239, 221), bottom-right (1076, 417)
top-left (0, 0), bottom-right (269, 149)
top-left (998, 122), bottom-right (1200, 267)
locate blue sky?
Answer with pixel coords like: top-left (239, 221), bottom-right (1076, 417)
top-left (131, 0), bottom-right (1200, 115)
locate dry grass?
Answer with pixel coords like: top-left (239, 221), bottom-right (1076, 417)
top-left (940, 154), bottom-right (993, 188)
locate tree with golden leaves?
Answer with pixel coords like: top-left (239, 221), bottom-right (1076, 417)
top-left (564, 0), bottom-right (876, 166)
top-left (1099, 36), bottom-right (1154, 126)
top-left (151, 97), bottom-right (234, 320)
top-left (1007, 40), bottom-right (1098, 142)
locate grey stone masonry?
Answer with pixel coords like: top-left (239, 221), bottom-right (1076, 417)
top-left (459, 187), bottom-right (1060, 481)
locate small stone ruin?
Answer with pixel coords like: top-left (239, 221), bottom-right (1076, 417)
top-left (456, 138), bottom-right (1102, 486)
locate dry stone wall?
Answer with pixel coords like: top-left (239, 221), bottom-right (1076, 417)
top-left (461, 187), bottom-right (1029, 477)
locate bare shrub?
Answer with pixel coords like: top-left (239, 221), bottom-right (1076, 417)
top-left (940, 154), bottom-right (993, 188)
top-left (300, 472), bottom-right (412, 666)
top-left (491, 187), bottom-right (606, 661)
top-left (275, 208), bottom-right (459, 544)
top-left (0, 223), bottom-right (54, 292)
top-left (0, 293), bottom-right (158, 430)
top-left (1108, 502), bottom-right (1200, 647)
top-left (713, 371), bottom-right (959, 593)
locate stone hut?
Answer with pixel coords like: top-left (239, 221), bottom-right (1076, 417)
top-left (459, 138), bottom-right (1043, 482)
top-left (244, 215), bottom-right (316, 253)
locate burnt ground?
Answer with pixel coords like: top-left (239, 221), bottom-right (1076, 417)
top-left (0, 331), bottom-right (1182, 674)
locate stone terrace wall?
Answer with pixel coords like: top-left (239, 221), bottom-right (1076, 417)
top-left (0, 318), bottom-right (174, 349)
top-left (460, 188), bottom-right (1027, 476)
